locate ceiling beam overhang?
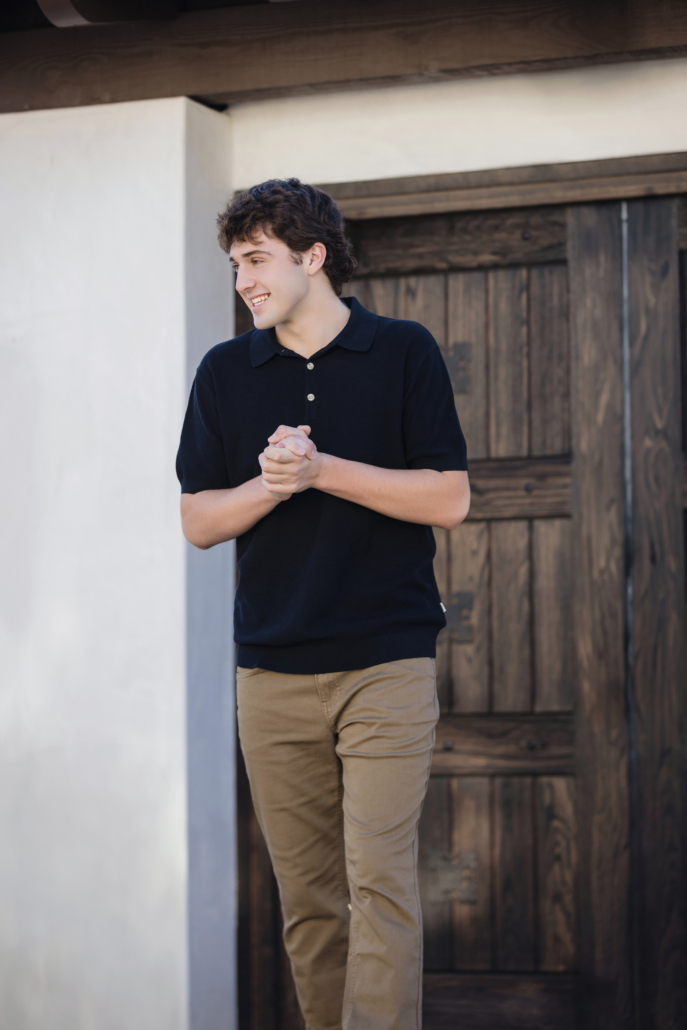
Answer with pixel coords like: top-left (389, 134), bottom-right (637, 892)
top-left (2, 0), bottom-right (687, 115)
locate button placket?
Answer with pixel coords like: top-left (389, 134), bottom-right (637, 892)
top-left (305, 357), bottom-right (315, 405)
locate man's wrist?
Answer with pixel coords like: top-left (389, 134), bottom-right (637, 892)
top-left (312, 451), bottom-right (337, 491)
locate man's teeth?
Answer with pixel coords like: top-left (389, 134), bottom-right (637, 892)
top-left (251, 294), bottom-right (269, 307)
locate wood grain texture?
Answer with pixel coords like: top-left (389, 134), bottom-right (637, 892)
top-left (423, 972), bottom-right (577, 1030)
top-left (447, 271), bottom-right (488, 460)
top-left (336, 168), bottom-right (687, 220)
top-left (467, 456), bottom-right (572, 520)
top-left (449, 521), bottom-right (490, 713)
top-left (490, 520), bottom-right (532, 712)
top-left (533, 518), bottom-right (573, 711)
top-left (5, 1), bottom-right (687, 114)
top-left (529, 263), bottom-right (570, 455)
top-left (365, 276), bottom-right (403, 319)
top-left (432, 715), bottom-right (574, 776)
top-left (419, 777), bottom-right (453, 970)
top-left (350, 208), bottom-right (566, 278)
top-left (495, 777), bottom-right (535, 971)
top-left (488, 267), bottom-right (529, 458)
top-left (628, 197), bottom-right (687, 1027)
top-left (679, 197), bottom-right (687, 251)
top-left (451, 777), bottom-right (492, 970)
top-left (537, 777), bottom-right (578, 972)
top-left (401, 274), bottom-right (447, 345)
top-left (567, 203), bottom-right (630, 1028)
top-left (681, 253), bottom-right (687, 454)
top-left (329, 152), bottom-right (687, 205)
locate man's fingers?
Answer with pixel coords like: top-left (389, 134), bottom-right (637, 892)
top-left (262, 446), bottom-right (301, 465)
top-left (268, 424), bottom-right (311, 445)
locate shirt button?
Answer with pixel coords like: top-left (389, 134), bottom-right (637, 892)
top-left (306, 362), bottom-right (314, 370)
top-left (307, 393), bottom-right (315, 401)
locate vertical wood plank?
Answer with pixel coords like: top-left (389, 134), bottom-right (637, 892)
top-left (402, 273), bottom-right (447, 345)
top-left (451, 777), bottom-right (492, 970)
top-left (533, 518), bottom-right (573, 712)
top-left (419, 777), bottom-right (453, 970)
top-left (537, 777), bottom-right (578, 972)
top-left (367, 276), bottom-right (402, 318)
top-left (345, 278), bottom-right (369, 308)
top-left (495, 777), bottom-right (535, 971)
top-left (448, 271), bottom-right (488, 459)
top-left (488, 267), bottom-right (529, 458)
top-left (681, 254), bottom-right (687, 454)
top-left (568, 202), bottom-right (630, 1028)
top-left (628, 196), bottom-right (687, 1027)
top-left (529, 263), bottom-right (571, 456)
top-left (433, 527), bottom-right (451, 712)
top-left (491, 520), bottom-right (532, 712)
top-left (449, 521), bottom-right (489, 713)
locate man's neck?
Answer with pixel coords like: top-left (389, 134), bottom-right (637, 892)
top-left (275, 290), bottom-right (351, 359)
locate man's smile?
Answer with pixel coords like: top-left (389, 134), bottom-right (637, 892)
top-left (249, 293), bottom-right (270, 310)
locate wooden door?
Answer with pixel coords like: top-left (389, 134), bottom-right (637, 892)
top-left (236, 198), bottom-right (687, 1029)
top-left (348, 216), bottom-right (579, 1028)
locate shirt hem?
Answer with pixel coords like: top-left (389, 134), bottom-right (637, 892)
top-left (236, 628), bottom-right (440, 675)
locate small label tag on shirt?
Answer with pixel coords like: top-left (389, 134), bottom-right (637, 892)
top-left (440, 602), bottom-right (447, 612)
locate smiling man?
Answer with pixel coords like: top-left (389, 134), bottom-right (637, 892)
top-left (176, 178), bottom-right (469, 1030)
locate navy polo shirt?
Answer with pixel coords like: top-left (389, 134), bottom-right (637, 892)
top-left (176, 296), bottom-right (468, 674)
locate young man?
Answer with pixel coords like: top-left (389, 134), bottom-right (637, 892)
top-left (177, 178), bottom-right (469, 1030)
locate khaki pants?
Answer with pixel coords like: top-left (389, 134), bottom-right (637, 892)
top-left (237, 658), bottom-right (438, 1030)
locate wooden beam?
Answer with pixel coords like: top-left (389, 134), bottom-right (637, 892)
top-left (350, 206), bottom-right (567, 277)
top-left (628, 197), bottom-right (687, 1026)
top-left (423, 973), bottom-right (577, 1030)
top-left (2, 0), bottom-right (687, 114)
top-left (568, 202), bottom-right (631, 1028)
top-left (431, 715), bottom-right (574, 776)
top-left (328, 153), bottom-right (687, 221)
top-left (466, 457), bottom-right (571, 521)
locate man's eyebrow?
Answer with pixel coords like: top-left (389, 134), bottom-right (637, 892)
top-left (231, 248), bottom-right (272, 260)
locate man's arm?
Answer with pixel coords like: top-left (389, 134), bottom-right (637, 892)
top-left (182, 424), bottom-right (469, 550)
top-left (260, 425), bottom-right (470, 531)
top-left (181, 476), bottom-right (286, 550)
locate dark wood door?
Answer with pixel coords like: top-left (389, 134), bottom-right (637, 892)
top-left (236, 198), bottom-right (687, 1030)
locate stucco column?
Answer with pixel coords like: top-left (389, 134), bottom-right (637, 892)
top-left (0, 97), bottom-right (236, 1030)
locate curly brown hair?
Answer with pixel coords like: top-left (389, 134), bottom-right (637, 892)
top-left (217, 178), bottom-right (356, 296)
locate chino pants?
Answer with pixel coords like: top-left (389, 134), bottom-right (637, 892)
top-left (236, 657), bottom-right (438, 1030)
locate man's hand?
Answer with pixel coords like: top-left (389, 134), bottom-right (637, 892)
top-left (260, 424), bottom-right (320, 498)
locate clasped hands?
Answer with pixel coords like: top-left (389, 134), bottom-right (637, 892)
top-left (259, 424), bottom-right (321, 500)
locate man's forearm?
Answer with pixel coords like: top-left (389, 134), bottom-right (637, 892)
top-left (314, 454), bottom-right (469, 530)
top-left (181, 475), bottom-right (283, 549)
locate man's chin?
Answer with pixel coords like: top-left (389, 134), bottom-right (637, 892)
top-left (252, 307), bottom-right (280, 330)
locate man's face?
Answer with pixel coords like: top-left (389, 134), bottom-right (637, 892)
top-left (230, 231), bottom-right (310, 329)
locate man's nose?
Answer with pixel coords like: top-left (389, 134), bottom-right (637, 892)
top-left (235, 266), bottom-right (255, 293)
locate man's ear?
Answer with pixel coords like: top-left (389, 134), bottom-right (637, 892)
top-left (306, 242), bottom-right (327, 276)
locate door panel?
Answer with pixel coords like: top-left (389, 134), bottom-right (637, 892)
top-left (359, 257), bottom-right (578, 1019)
top-left (533, 518), bottom-right (573, 711)
top-left (448, 521), bottom-right (489, 713)
top-left (487, 267), bottom-right (529, 458)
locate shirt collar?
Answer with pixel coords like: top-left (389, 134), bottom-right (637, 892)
top-left (249, 296), bottom-right (377, 368)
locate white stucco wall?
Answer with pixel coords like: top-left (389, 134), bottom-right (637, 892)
top-left (229, 56), bottom-right (687, 187)
top-left (0, 97), bottom-right (234, 1030)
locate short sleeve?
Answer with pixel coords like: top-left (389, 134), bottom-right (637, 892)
top-left (176, 372), bottom-right (231, 493)
top-left (402, 332), bottom-right (468, 471)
